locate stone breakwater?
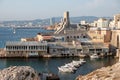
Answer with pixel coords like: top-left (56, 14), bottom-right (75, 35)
top-left (76, 62), bottom-right (120, 80)
top-left (0, 66), bottom-right (40, 80)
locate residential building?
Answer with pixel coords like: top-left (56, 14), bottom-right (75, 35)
top-left (90, 21), bottom-right (97, 27)
top-left (114, 14), bottom-right (120, 27)
top-left (109, 20), bottom-right (115, 28)
top-left (88, 28), bottom-right (111, 43)
top-left (81, 21), bottom-right (87, 25)
top-left (97, 18), bottom-right (109, 28)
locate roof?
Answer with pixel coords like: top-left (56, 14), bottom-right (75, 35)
top-left (78, 38), bottom-right (91, 43)
top-left (6, 41), bottom-right (47, 46)
top-left (82, 42), bottom-right (108, 49)
top-left (25, 38), bottom-right (37, 41)
top-left (43, 36), bottom-right (53, 40)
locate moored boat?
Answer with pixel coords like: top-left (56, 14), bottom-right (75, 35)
top-left (58, 67), bottom-right (74, 73)
top-left (58, 59), bottom-right (86, 73)
top-left (90, 54), bottom-right (99, 59)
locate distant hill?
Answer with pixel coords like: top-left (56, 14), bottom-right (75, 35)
top-left (70, 16), bottom-right (99, 23)
top-left (49, 16), bottom-right (113, 24)
top-left (1, 16), bottom-right (113, 27)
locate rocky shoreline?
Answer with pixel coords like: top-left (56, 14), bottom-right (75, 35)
top-left (0, 66), bottom-right (60, 80)
top-left (0, 66), bottom-right (40, 80)
top-left (76, 62), bottom-right (120, 80)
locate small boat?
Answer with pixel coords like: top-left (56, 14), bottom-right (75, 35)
top-left (58, 59), bottom-right (86, 73)
top-left (72, 61), bottom-right (81, 67)
top-left (58, 67), bottom-right (74, 73)
top-left (64, 64), bottom-right (77, 70)
top-left (90, 54), bottom-right (99, 59)
top-left (79, 59), bottom-right (86, 64)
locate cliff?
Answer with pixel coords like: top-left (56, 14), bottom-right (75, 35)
top-left (76, 62), bottom-right (120, 80)
top-left (0, 66), bottom-right (40, 80)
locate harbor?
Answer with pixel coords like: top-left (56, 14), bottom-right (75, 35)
top-left (1, 0), bottom-right (120, 80)
top-left (0, 27), bottom-right (118, 80)
top-left (0, 12), bottom-right (119, 59)
top-left (0, 12), bottom-right (120, 80)
top-left (0, 57), bottom-right (118, 80)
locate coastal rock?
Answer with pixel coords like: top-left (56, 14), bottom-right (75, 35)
top-left (0, 66), bottom-right (40, 80)
top-left (76, 62), bottom-right (120, 80)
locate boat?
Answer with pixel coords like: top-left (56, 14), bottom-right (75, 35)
top-left (64, 64), bottom-right (77, 70)
top-left (90, 54), bottom-right (99, 59)
top-left (58, 62), bottom-right (78, 73)
top-left (79, 59), bottom-right (86, 64)
top-left (58, 59), bottom-right (86, 73)
top-left (71, 61), bottom-right (81, 67)
top-left (58, 67), bottom-right (74, 73)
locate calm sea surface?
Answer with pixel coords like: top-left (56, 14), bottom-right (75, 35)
top-left (0, 27), bottom-right (118, 80)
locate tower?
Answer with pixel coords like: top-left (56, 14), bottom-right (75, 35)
top-left (50, 17), bottom-right (55, 25)
top-left (63, 11), bottom-right (70, 27)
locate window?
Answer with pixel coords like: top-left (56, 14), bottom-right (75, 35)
top-left (74, 36), bottom-right (76, 39)
top-left (89, 49), bottom-right (94, 51)
top-left (67, 36), bottom-right (69, 39)
top-left (53, 49), bottom-right (56, 52)
top-left (93, 36), bottom-right (97, 39)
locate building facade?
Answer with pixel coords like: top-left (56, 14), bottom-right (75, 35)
top-left (97, 18), bottom-right (109, 28)
top-left (88, 28), bottom-right (111, 43)
top-left (48, 42), bottom-right (82, 57)
top-left (111, 30), bottom-right (120, 49)
top-left (114, 14), bottom-right (120, 27)
top-left (5, 41), bottom-right (47, 57)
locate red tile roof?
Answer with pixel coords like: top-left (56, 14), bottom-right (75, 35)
top-left (43, 36), bottom-right (53, 40)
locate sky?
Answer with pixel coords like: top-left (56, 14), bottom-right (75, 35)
top-left (0, 0), bottom-right (120, 21)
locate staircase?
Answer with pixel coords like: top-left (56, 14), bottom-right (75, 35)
top-left (54, 21), bottom-right (66, 34)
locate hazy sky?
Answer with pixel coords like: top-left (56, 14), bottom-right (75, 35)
top-left (0, 0), bottom-right (120, 21)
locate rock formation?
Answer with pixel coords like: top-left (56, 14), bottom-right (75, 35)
top-left (76, 62), bottom-right (120, 80)
top-left (0, 66), bottom-right (40, 80)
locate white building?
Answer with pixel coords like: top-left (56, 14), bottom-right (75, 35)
top-left (97, 18), bottom-right (109, 28)
top-left (109, 20), bottom-right (115, 28)
top-left (90, 21), bottom-right (98, 27)
top-left (114, 14), bottom-right (120, 27)
top-left (81, 21), bottom-right (87, 25)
